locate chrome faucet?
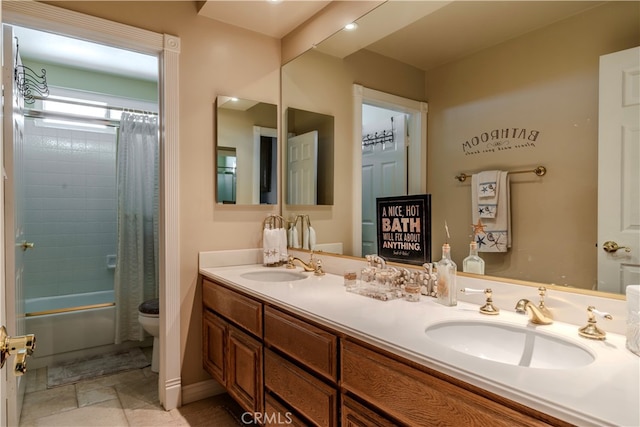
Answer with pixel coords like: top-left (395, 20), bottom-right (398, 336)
top-left (286, 252), bottom-right (325, 276)
top-left (515, 299), bottom-right (553, 325)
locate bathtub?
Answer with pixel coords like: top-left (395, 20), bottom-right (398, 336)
top-left (25, 290), bottom-right (116, 359)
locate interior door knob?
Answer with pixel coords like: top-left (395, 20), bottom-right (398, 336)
top-left (0, 326), bottom-right (36, 376)
top-left (602, 241), bottom-right (631, 253)
top-left (20, 241), bottom-right (34, 251)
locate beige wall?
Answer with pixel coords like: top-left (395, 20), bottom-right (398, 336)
top-left (281, 49), bottom-right (425, 254)
top-left (425, 1), bottom-right (639, 287)
top-left (45, 1), bottom-right (280, 387)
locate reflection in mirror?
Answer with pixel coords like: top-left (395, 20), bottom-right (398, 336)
top-left (286, 107), bottom-right (334, 205)
top-left (217, 147), bottom-right (237, 204)
top-left (281, 1), bottom-right (639, 295)
top-left (215, 96), bottom-right (277, 205)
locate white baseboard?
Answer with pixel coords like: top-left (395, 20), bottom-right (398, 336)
top-left (181, 379), bottom-right (226, 405)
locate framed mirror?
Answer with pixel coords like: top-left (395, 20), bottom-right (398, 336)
top-left (281, 1), bottom-right (639, 295)
top-left (215, 96), bottom-right (277, 205)
top-left (286, 107), bottom-right (334, 205)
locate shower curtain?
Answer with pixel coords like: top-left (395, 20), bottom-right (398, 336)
top-left (114, 113), bottom-right (159, 344)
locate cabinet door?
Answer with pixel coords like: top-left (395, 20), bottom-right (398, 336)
top-left (228, 325), bottom-right (264, 413)
top-left (203, 311), bottom-right (227, 385)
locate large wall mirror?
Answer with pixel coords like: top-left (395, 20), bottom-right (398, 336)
top-left (216, 96), bottom-right (278, 205)
top-left (281, 1), bottom-right (639, 296)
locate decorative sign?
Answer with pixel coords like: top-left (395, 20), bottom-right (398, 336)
top-left (376, 194), bottom-right (431, 266)
top-left (461, 127), bottom-right (541, 156)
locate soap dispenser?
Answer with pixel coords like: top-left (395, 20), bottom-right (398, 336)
top-left (462, 241), bottom-right (484, 274)
top-left (436, 243), bottom-right (457, 306)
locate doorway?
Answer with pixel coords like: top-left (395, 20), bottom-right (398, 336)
top-left (1, 2), bottom-right (181, 423)
top-left (352, 85), bottom-right (428, 257)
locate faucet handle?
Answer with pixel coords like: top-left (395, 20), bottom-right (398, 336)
top-left (537, 286), bottom-right (553, 319)
top-left (578, 306), bottom-right (613, 340)
top-left (461, 288), bottom-right (499, 315)
top-left (314, 258), bottom-right (325, 276)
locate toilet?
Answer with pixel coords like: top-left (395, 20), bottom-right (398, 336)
top-left (138, 298), bottom-right (160, 373)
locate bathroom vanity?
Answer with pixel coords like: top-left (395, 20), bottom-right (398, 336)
top-left (199, 250), bottom-right (638, 427)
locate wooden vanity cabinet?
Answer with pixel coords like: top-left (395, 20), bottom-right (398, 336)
top-left (202, 279), bottom-right (264, 413)
top-left (202, 276), bottom-right (567, 427)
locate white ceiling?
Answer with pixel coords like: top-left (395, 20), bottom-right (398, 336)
top-left (197, 0), bottom-right (332, 39)
top-left (316, 1), bottom-right (607, 71)
top-left (10, 1), bottom-right (608, 82)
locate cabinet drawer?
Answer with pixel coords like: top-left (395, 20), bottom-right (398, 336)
top-left (342, 396), bottom-right (398, 427)
top-left (264, 306), bottom-right (338, 381)
top-left (265, 394), bottom-right (308, 427)
top-left (341, 340), bottom-right (551, 427)
top-left (203, 279), bottom-right (263, 336)
top-left (265, 349), bottom-right (338, 427)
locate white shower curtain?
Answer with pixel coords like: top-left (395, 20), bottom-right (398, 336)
top-left (114, 113), bottom-right (159, 344)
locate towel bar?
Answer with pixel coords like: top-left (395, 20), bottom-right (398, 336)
top-left (455, 166), bottom-right (546, 182)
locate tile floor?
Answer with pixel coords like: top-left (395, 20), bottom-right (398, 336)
top-left (19, 348), bottom-right (245, 426)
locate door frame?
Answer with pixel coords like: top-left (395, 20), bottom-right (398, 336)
top-left (2, 1), bottom-right (182, 410)
top-left (351, 84), bottom-right (428, 257)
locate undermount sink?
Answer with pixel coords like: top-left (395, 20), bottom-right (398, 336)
top-left (424, 320), bottom-right (595, 369)
top-left (240, 270), bottom-right (307, 282)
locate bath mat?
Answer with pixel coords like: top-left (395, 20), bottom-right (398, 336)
top-left (47, 348), bottom-right (150, 388)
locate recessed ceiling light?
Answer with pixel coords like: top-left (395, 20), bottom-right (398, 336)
top-left (344, 23), bottom-right (358, 31)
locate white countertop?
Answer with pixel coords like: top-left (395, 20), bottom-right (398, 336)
top-left (200, 263), bottom-right (640, 426)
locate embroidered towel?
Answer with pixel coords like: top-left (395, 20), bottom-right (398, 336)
top-left (477, 170), bottom-right (499, 218)
top-left (471, 171), bottom-right (511, 252)
top-left (263, 227), bottom-right (280, 264)
top-left (478, 170), bottom-right (498, 198)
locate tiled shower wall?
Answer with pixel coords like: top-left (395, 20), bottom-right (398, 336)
top-left (23, 119), bottom-right (117, 301)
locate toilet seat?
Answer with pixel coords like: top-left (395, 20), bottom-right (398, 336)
top-left (138, 298), bottom-right (159, 315)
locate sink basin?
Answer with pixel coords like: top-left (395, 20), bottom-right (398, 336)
top-left (424, 320), bottom-right (595, 369)
top-left (240, 270), bottom-right (307, 282)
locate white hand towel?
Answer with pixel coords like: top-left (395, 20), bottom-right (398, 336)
top-left (278, 227), bottom-right (288, 262)
top-left (308, 226), bottom-right (316, 250)
top-left (303, 225), bottom-right (310, 250)
top-left (291, 225), bottom-right (300, 249)
top-left (472, 171), bottom-right (510, 252)
top-left (263, 228), bottom-right (279, 265)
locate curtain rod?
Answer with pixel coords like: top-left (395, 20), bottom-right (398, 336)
top-left (23, 109), bottom-right (122, 128)
top-left (30, 94), bottom-right (158, 116)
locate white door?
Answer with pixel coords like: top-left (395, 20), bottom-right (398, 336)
top-left (361, 114), bottom-right (407, 255)
top-left (0, 11), bottom-right (6, 426)
top-left (3, 24), bottom-right (28, 425)
top-left (287, 130), bottom-right (317, 205)
top-left (598, 46), bottom-right (640, 294)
